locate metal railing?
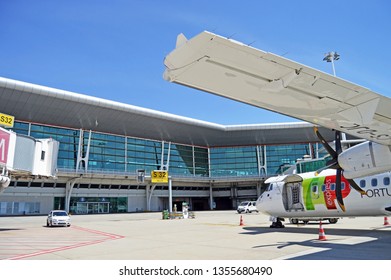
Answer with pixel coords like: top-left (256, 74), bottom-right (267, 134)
top-left (57, 168), bottom-right (264, 181)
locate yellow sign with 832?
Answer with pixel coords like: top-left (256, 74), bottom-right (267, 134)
top-left (0, 113), bottom-right (14, 128)
top-left (151, 170), bottom-right (168, 183)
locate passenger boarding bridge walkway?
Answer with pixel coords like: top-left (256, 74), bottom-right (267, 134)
top-left (0, 126), bottom-right (59, 194)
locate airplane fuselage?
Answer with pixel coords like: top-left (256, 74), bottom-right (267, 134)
top-left (256, 169), bottom-right (391, 219)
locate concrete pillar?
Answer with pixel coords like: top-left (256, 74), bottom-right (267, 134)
top-left (168, 177), bottom-right (172, 213)
top-left (209, 183), bottom-right (214, 210)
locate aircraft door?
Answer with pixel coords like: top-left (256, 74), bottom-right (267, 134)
top-left (282, 182), bottom-right (304, 212)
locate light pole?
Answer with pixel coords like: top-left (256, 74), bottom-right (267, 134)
top-left (323, 52), bottom-right (347, 143)
top-left (323, 51), bottom-right (340, 77)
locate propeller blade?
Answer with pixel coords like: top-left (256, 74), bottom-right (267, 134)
top-left (335, 168), bottom-right (346, 212)
top-left (347, 178), bottom-right (367, 196)
top-left (314, 128), bottom-right (367, 209)
top-left (314, 127), bottom-right (338, 159)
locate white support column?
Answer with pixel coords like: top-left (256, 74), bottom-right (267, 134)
top-left (192, 146), bottom-right (195, 176)
top-left (166, 142), bottom-right (171, 170)
top-left (316, 143), bottom-right (319, 159)
top-left (146, 184), bottom-right (156, 211)
top-left (309, 143), bottom-right (312, 158)
top-left (160, 141), bottom-right (171, 171)
top-left (124, 137), bottom-right (128, 172)
top-left (208, 148), bottom-right (211, 177)
top-left (76, 129), bottom-right (84, 172)
top-left (263, 145), bottom-right (267, 176)
top-left (146, 184), bottom-right (150, 211)
top-left (65, 177), bottom-right (80, 213)
top-left (76, 130), bottom-right (92, 172)
top-left (257, 145), bottom-right (267, 177)
top-left (209, 183), bottom-right (214, 210)
top-left (160, 141), bottom-right (165, 170)
top-left (168, 177), bottom-right (172, 213)
top-left (84, 130), bottom-right (92, 171)
top-left (27, 122), bottom-right (31, 136)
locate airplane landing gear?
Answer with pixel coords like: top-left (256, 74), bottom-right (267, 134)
top-left (270, 217), bottom-right (285, 228)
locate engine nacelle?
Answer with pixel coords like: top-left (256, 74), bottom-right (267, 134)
top-left (338, 141), bottom-right (391, 179)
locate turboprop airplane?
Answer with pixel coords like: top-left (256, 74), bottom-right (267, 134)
top-left (163, 31), bottom-right (391, 226)
top-left (256, 168), bottom-right (391, 227)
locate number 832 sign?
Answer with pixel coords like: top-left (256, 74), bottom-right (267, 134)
top-left (151, 170), bottom-right (168, 183)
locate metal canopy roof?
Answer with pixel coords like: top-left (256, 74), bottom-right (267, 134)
top-left (0, 77), bottom-right (334, 147)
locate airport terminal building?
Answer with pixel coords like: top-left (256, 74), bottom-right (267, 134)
top-left (0, 77), bottom-right (334, 215)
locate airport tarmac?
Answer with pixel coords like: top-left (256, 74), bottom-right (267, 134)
top-left (0, 211), bottom-right (390, 260)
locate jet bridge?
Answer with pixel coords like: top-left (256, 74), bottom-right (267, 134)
top-left (0, 127), bottom-right (59, 193)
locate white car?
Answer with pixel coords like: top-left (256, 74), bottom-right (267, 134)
top-left (237, 201), bottom-right (258, 214)
top-left (46, 210), bottom-right (71, 227)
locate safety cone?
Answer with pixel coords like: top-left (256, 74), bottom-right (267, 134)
top-left (318, 221), bottom-right (327, 241)
top-left (239, 215), bottom-right (244, 226)
top-left (384, 216), bottom-right (390, 226)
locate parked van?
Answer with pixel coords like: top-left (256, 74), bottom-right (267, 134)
top-left (237, 201), bottom-right (258, 213)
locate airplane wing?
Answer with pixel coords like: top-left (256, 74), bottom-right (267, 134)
top-left (163, 31), bottom-right (391, 146)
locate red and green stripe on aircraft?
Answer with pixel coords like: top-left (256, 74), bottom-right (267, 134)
top-left (302, 175), bottom-right (351, 210)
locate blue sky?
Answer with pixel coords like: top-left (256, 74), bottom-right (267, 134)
top-left (1, 1), bottom-right (390, 125)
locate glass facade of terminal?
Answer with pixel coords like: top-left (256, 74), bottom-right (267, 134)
top-left (209, 146), bottom-right (258, 176)
top-left (13, 122), bottom-right (81, 170)
top-left (13, 121), bottom-right (317, 177)
top-left (7, 121), bottom-right (322, 214)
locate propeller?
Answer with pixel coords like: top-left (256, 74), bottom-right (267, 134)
top-left (314, 127), bottom-right (367, 212)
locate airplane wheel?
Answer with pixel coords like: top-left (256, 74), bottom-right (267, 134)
top-left (290, 218), bottom-right (299, 224)
top-left (328, 218), bottom-right (338, 224)
top-left (270, 218), bottom-right (285, 228)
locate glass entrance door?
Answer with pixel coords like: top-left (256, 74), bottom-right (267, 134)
top-left (76, 202), bottom-right (110, 214)
top-left (98, 202), bottom-right (109, 213)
